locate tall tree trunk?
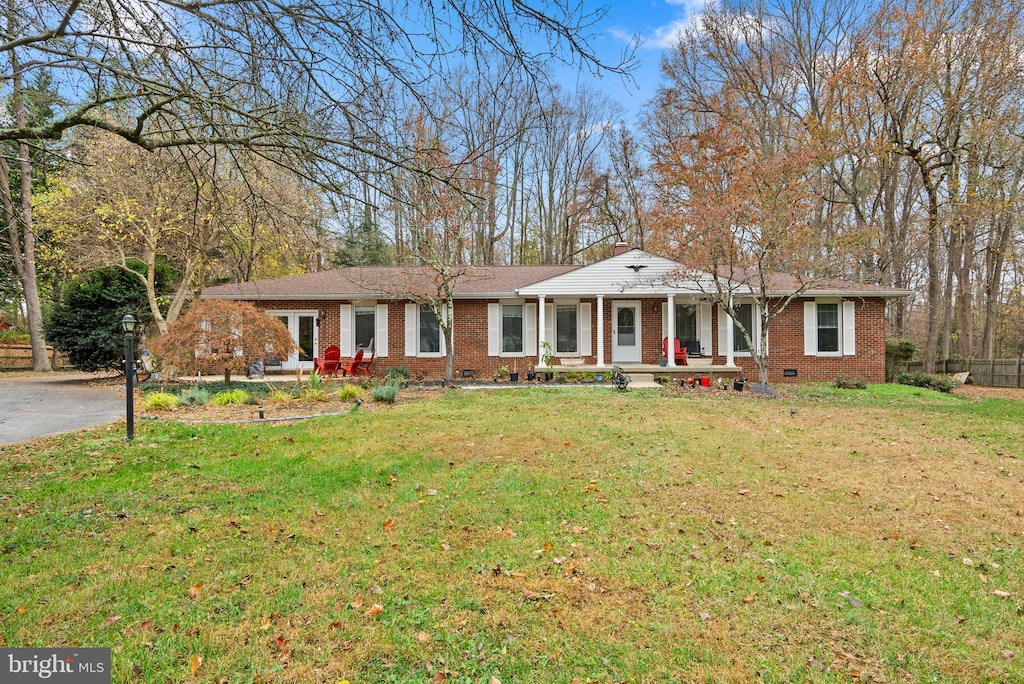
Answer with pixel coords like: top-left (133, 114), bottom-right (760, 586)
top-left (4, 45), bottom-right (51, 371)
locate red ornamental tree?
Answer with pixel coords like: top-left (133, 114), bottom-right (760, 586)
top-left (149, 300), bottom-right (296, 383)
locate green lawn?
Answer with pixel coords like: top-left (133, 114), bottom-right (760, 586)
top-left (2, 384), bottom-right (1022, 682)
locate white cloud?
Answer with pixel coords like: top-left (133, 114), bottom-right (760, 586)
top-left (646, 18), bottom-right (695, 49)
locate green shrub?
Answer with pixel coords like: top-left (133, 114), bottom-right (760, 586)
top-left (384, 366), bottom-right (410, 384)
top-left (307, 371), bottom-right (325, 391)
top-left (886, 338), bottom-right (917, 381)
top-left (896, 372), bottom-right (957, 393)
top-left (834, 374), bottom-right (867, 390)
top-left (211, 389), bottom-right (253, 405)
top-left (142, 391), bottom-right (180, 410)
top-left (370, 383), bottom-right (399, 403)
top-left (0, 328), bottom-right (29, 345)
top-left (337, 384), bottom-right (365, 401)
top-left (178, 387), bottom-right (211, 406)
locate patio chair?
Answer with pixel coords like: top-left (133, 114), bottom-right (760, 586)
top-left (340, 348), bottom-right (364, 377)
top-left (315, 345), bottom-right (341, 377)
top-left (683, 339), bottom-right (704, 358)
top-left (662, 337), bottom-right (688, 365)
top-left (349, 341), bottom-right (375, 376)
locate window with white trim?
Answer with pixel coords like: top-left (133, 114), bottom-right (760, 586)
top-left (419, 305), bottom-right (441, 354)
top-left (816, 302), bottom-right (840, 353)
top-left (733, 303), bottom-right (754, 353)
top-left (354, 306), bottom-right (375, 351)
top-left (502, 304), bottom-right (524, 354)
top-left (674, 304), bottom-right (698, 343)
top-left (803, 299), bottom-right (855, 357)
top-left (556, 304), bottom-right (578, 355)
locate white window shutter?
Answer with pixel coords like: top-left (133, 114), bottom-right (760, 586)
top-left (804, 301), bottom-right (817, 356)
top-left (544, 303), bottom-right (554, 353)
top-left (661, 303), bottom-right (668, 341)
top-left (717, 305), bottom-right (728, 356)
top-left (404, 303), bottom-right (417, 356)
top-left (699, 303), bottom-right (713, 355)
top-left (339, 304), bottom-right (354, 357)
top-left (842, 300), bottom-right (856, 356)
top-left (487, 303), bottom-right (501, 356)
top-left (579, 302), bottom-right (592, 356)
top-left (375, 303), bottom-right (389, 357)
top-left (524, 303), bottom-right (537, 356)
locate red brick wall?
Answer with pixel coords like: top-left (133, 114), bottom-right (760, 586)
top-left (229, 296), bottom-right (887, 383)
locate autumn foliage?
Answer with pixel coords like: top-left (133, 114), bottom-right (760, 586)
top-left (149, 300), bottom-right (296, 383)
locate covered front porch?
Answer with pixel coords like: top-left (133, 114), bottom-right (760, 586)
top-left (518, 248), bottom-right (750, 372)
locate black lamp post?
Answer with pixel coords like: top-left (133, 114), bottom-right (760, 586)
top-left (121, 314), bottom-right (138, 441)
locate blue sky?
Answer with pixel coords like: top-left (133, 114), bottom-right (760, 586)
top-left (554, 0), bottom-right (706, 123)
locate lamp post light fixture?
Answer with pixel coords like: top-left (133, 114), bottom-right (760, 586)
top-left (121, 314), bottom-right (138, 441)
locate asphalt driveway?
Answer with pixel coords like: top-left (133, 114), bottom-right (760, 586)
top-left (0, 374), bottom-right (125, 445)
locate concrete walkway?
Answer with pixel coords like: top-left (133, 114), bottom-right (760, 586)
top-left (0, 374), bottom-right (125, 445)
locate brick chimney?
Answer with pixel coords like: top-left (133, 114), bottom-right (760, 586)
top-left (613, 241), bottom-right (629, 256)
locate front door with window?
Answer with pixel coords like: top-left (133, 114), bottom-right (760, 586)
top-left (611, 301), bottom-right (641, 363)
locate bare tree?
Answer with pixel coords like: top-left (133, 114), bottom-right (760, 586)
top-left (2, 0), bottom-right (634, 369)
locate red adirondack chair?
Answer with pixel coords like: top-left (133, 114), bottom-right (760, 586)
top-left (340, 348), bottom-right (364, 377)
top-left (662, 337), bottom-right (688, 365)
top-left (314, 345), bottom-right (341, 377)
top-left (349, 345), bottom-right (375, 376)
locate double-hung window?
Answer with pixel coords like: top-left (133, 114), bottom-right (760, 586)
top-left (502, 304), bottom-right (524, 354)
top-left (555, 304), bottom-right (578, 355)
top-left (675, 304), bottom-right (698, 344)
top-left (733, 303), bottom-right (754, 353)
top-left (419, 305), bottom-right (441, 354)
top-left (816, 303), bottom-right (840, 353)
top-left (354, 306), bottom-right (375, 351)
top-left (803, 299), bottom-right (855, 357)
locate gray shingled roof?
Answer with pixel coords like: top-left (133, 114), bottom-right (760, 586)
top-left (201, 265), bottom-right (580, 300)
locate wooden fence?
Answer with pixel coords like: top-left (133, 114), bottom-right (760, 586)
top-left (0, 344), bottom-right (64, 371)
top-left (902, 358), bottom-right (1024, 388)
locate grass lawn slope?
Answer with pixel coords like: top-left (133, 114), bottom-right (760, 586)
top-left (2, 384), bottom-right (1023, 682)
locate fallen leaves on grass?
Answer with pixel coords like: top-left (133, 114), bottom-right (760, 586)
top-left (365, 604), bottom-right (384, 617)
top-left (383, 518), bottom-right (395, 532)
top-left (415, 631), bottom-right (432, 643)
top-left (523, 589), bottom-right (555, 601)
top-left (187, 583), bottom-right (203, 599)
top-left (742, 596), bottom-right (755, 604)
top-left (101, 615), bottom-right (122, 627)
top-left (188, 655), bottom-right (202, 675)
top-left (349, 594), bottom-right (364, 609)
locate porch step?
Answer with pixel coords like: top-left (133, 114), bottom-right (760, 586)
top-left (623, 373), bottom-right (662, 389)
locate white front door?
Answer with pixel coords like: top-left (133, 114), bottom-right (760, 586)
top-left (268, 311), bottom-right (318, 370)
top-left (611, 301), bottom-right (641, 363)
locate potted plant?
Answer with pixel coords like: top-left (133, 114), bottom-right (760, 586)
top-left (658, 355), bottom-right (668, 367)
top-left (540, 341), bottom-right (554, 381)
top-left (493, 364), bottom-right (510, 383)
top-left (526, 364), bottom-right (536, 381)
top-left (509, 361), bottom-right (519, 383)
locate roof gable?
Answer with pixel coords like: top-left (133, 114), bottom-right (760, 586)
top-left (517, 249), bottom-right (715, 296)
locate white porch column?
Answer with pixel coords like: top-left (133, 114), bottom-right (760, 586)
top-left (596, 295), bottom-right (605, 367)
top-left (537, 295), bottom-right (546, 367)
top-left (666, 294), bottom-right (676, 366)
top-left (725, 296), bottom-right (736, 367)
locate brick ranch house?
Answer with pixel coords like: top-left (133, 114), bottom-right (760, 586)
top-left (201, 247), bottom-right (914, 384)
